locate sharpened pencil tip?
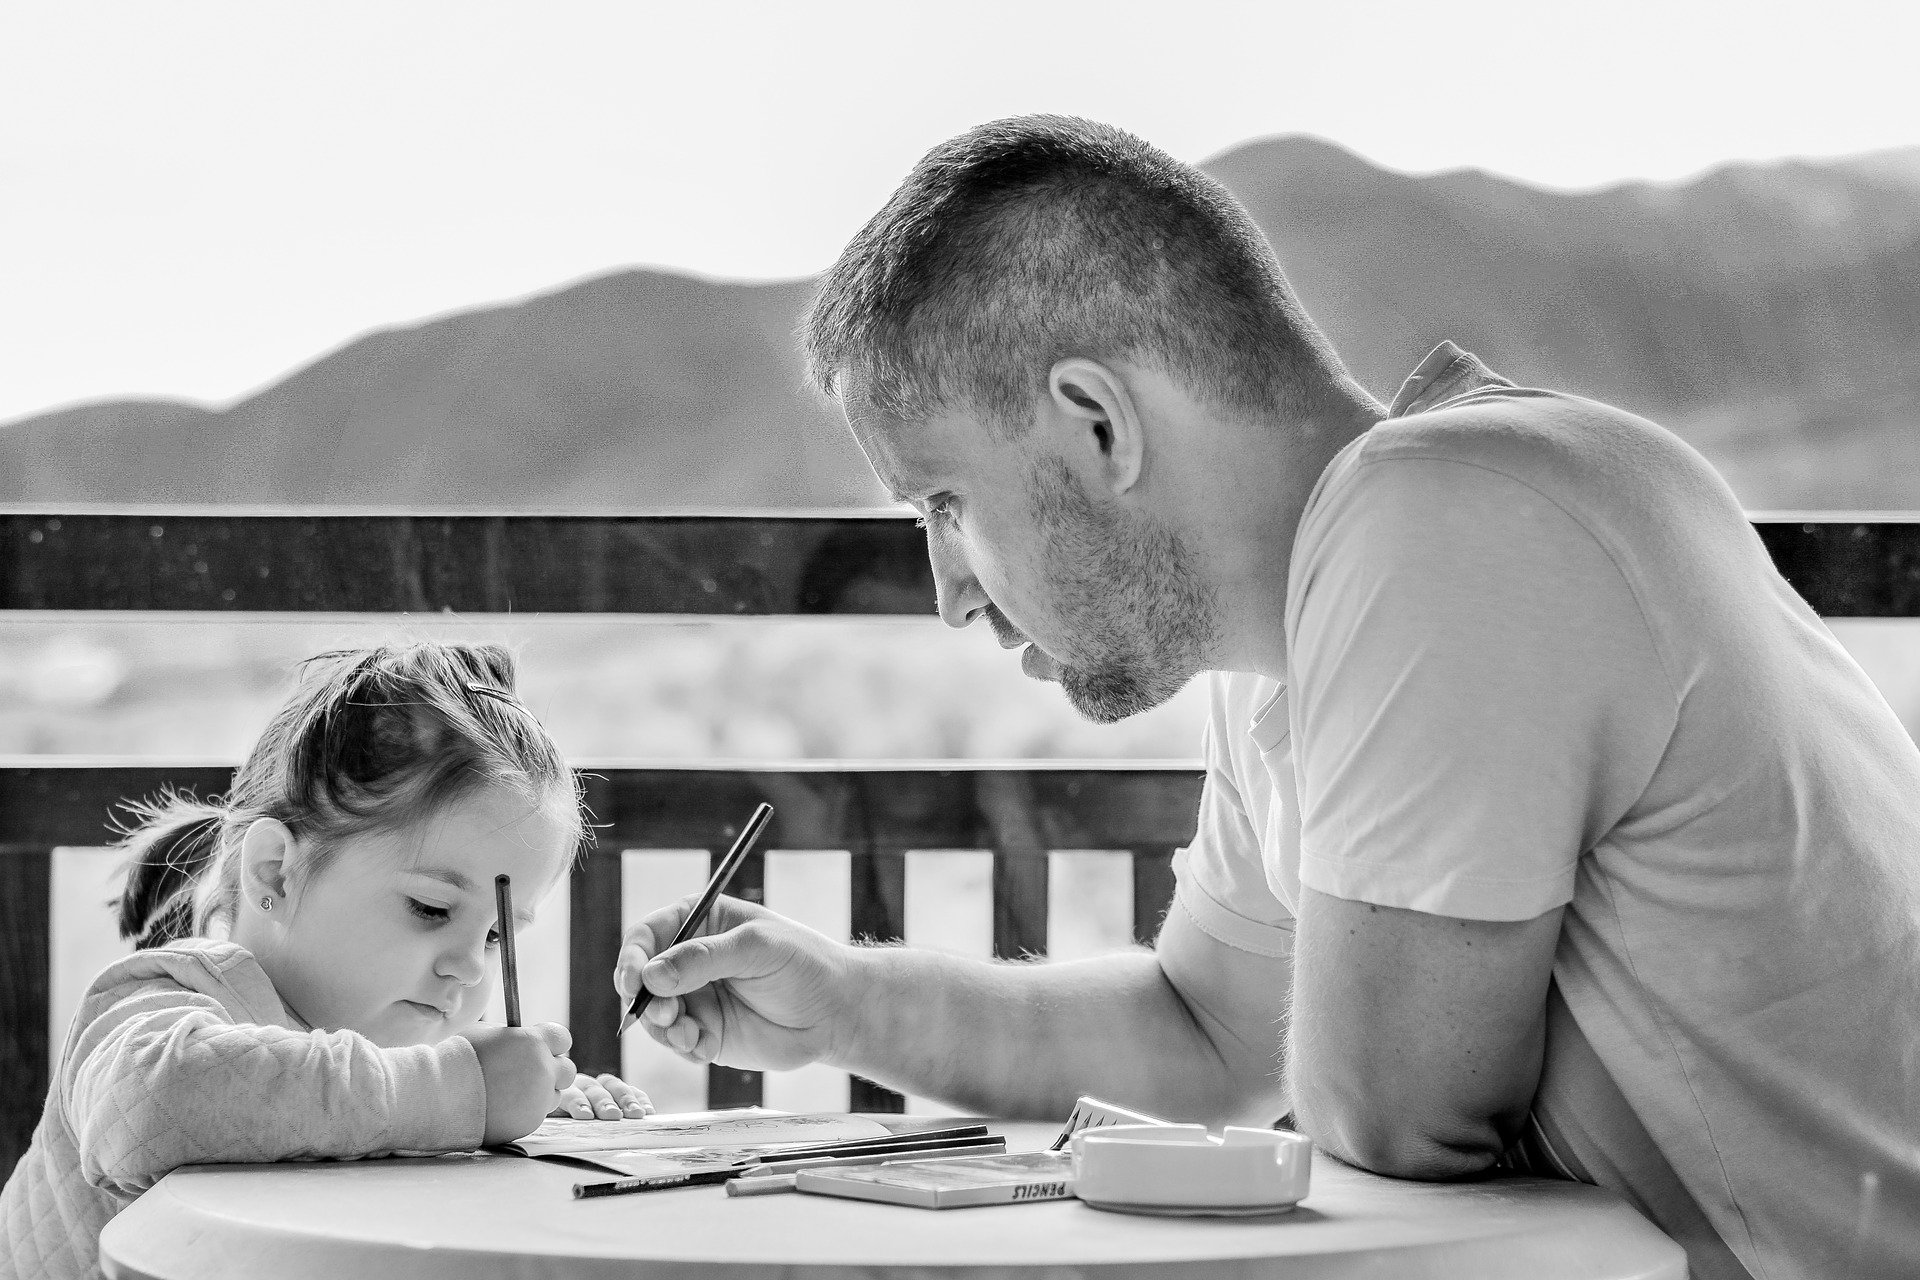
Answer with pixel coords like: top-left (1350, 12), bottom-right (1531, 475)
top-left (617, 1010), bottom-right (637, 1036)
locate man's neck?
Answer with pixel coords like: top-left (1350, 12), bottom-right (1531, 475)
top-left (1207, 391), bottom-right (1382, 680)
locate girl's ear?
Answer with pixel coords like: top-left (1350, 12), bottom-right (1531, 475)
top-left (239, 818), bottom-right (297, 910)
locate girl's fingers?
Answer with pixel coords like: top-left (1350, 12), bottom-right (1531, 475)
top-left (576, 1082), bottom-right (622, 1120)
top-left (596, 1072), bottom-right (653, 1117)
top-left (556, 1081), bottom-right (595, 1119)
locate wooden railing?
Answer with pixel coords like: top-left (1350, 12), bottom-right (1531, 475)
top-left (4, 510), bottom-right (1918, 1180)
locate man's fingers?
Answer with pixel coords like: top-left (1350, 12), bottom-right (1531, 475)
top-left (644, 920), bottom-right (784, 996)
top-left (618, 893), bottom-right (775, 997)
top-left (613, 934), bottom-right (659, 1000)
top-left (643, 993), bottom-right (680, 1028)
top-left (643, 986), bottom-right (723, 1064)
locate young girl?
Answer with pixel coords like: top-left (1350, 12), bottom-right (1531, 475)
top-left (0, 641), bottom-right (651, 1280)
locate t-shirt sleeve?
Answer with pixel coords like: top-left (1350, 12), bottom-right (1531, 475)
top-left (1287, 456), bottom-right (1676, 921)
top-left (1172, 673), bottom-right (1296, 957)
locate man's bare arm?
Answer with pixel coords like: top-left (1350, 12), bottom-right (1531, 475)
top-left (1288, 886), bottom-right (1562, 1177)
top-left (621, 894), bottom-right (1291, 1127)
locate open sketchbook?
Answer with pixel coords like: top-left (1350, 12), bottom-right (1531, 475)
top-left (502, 1108), bottom-right (949, 1180)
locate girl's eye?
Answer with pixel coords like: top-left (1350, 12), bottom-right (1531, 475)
top-left (485, 928), bottom-right (501, 949)
top-left (407, 898), bottom-right (450, 923)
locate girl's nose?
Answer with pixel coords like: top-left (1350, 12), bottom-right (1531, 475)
top-left (436, 933), bottom-right (487, 986)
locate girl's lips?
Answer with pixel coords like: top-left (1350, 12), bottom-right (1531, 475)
top-left (1021, 643), bottom-right (1061, 682)
top-left (403, 999), bottom-right (450, 1019)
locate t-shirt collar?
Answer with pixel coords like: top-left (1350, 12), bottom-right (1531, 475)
top-left (1249, 681), bottom-right (1290, 753)
top-left (1387, 340), bottom-right (1511, 418)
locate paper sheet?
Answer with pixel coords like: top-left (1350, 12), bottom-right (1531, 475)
top-left (508, 1108), bottom-right (893, 1159)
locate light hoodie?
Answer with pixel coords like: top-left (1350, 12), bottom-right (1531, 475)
top-left (0, 938), bottom-right (484, 1280)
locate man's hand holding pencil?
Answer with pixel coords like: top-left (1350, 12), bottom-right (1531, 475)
top-left (615, 893), bottom-right (858, 1072)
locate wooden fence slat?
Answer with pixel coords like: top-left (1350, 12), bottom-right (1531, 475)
top-left (568, 776), bottom-right (622, 1078)
top-left (1130, 847), bottom-right (1179, 947)
top-left (992, 857), bottom-right (1050, 962)
top-left (847, 839), bottom-right (908, 1114)
top-left (0, 847), bottom-right (51, 1184)
top-left (706, 836), bottom-right (769, 1110)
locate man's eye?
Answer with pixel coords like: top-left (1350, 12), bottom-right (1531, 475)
top-left (407, 899), bottom-right (450, 923)
top-left (920, 498), bottom-right (957, 528)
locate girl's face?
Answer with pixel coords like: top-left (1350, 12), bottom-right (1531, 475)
top-left (256, 783), bottom-right (573, 1048)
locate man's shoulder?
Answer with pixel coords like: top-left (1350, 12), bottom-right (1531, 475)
top-left (1312, 382), bottom-right (1734, 552)
top-left (1373, 385), bottom-right (1697, 494)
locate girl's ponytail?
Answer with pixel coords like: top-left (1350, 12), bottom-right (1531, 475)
top-left (113, 792), bottom-right (227, 949)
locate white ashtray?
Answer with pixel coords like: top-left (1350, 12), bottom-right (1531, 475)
top-left (1070, 1123), bottom-right (1313, 1217)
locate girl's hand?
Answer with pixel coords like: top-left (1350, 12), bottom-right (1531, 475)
top-left (467, 1023), bottom-right (577, 1146)
top-left (553, 1071), bottom-right (653, 1120)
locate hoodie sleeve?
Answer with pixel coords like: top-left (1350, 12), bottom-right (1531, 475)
top-left (62, 961), bottom-right (486, 1195)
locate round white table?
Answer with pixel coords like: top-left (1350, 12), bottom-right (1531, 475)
top-left (100, 1121), bottom-right (1685, 1279)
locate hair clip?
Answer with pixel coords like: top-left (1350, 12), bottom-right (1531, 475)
top-left (466, 682), bottom-right (521, 706)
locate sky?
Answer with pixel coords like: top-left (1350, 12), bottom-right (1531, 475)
top-left (2, 0), bottom-right (1916, 426)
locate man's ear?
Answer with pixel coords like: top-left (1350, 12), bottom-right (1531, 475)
top-left (239, 817), bottom-right (297, 910)
top-left (1046, 358), bottom-right (1144, 495)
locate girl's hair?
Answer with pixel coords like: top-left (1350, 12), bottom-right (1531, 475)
top-left (116, 641), bottom-right (585, 949)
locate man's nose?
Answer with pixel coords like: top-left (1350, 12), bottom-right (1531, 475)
top-left (929, 538), bottom-right (989, 629)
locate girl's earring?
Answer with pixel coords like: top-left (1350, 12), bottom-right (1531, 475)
top-left (259, 896), bottom-right (274, 912)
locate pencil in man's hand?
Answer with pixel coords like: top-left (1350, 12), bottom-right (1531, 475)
top-left (618, 801), bottom-right (774, 1036)
top-left (495, 873), bottom-right (521, 1028)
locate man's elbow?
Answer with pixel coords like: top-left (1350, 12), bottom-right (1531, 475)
top-left (1301, 1099), bottom-right (1511, 1181)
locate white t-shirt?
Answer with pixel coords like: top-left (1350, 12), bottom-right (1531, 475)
top-left (1174, 342), bottom-right (1920, 1280)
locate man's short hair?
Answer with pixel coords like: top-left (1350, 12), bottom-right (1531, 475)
top-left (802, 114), bottom-right (1348, 434)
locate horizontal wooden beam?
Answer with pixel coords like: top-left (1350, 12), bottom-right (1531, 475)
top-left (0, 763), bottom-right (1205, 852)
top-left (6, 513), bottom-right (1920, 616)
top-left (0, 514), bottom-right (934, 615)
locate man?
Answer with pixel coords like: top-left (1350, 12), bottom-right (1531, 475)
top-left (615, 116), bottom-right (1919, 1278)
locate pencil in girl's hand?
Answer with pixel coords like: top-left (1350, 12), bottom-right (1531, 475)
top-left (618, 802), bottom-right (773, 1036)
top-left (495, 874), bottom-right (522, 1027)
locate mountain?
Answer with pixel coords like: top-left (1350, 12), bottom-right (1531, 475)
top-left (4, 140), bottom-right (1918, 511)
top-left (0, 273), bottom-right (885, 511)
top-left (1205, 137), bottom-right (1920, 510)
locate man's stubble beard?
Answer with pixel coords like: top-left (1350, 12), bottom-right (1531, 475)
top-left (1024, 456), bottom-right (1222, 725)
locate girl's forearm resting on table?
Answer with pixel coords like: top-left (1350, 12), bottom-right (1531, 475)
top-left (68, 1001), bottom-right (484, 1193)
top-left (829, 945), bottom-right (1279, 1126)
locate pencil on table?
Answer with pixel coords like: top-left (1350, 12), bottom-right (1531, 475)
top-left (495, 873), bottom-right (521, 1027)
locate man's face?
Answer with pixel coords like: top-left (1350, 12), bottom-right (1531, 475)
top-left (848, 396), bottom-right (1220, 724)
